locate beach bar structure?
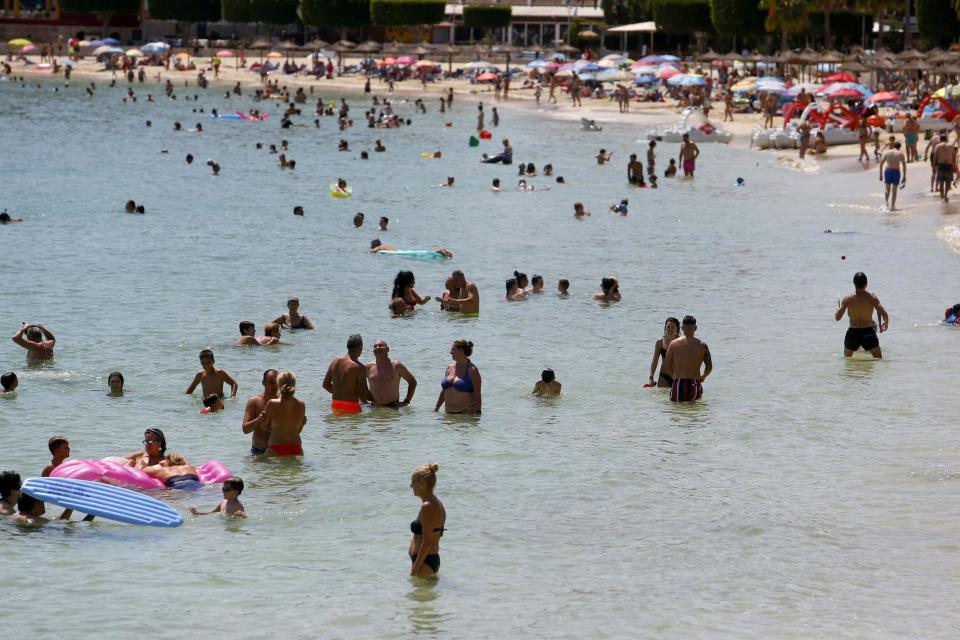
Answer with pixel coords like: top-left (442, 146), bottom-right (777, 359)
top-left (442, 1), bottom-right (603, 48)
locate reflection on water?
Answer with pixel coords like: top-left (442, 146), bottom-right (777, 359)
top-left (407, 578), bottom-right (446, 636)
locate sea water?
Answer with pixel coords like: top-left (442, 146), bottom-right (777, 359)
top-left (1, 78), bottom-right (958, 638)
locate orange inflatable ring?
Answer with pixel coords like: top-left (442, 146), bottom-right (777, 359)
top-left (866, 115), bottom-right (886, 128)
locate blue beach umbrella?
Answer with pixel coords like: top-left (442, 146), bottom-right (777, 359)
top-left (142, 42), bottom-right (170, 53)
top-left (678, 75), bottom-right (706, 86)
top-left (633, 75), bottom-right (655, 84)
top-left (576, 61), bottom-right (602, 72)
top-left (101, 37), bottom-right (120, 46)
top-left (660, 54), bottom-right (681, 62)
top-left (527, 59), bottom-right (549, 68)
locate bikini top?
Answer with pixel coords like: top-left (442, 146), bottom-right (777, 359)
top-left (288, 314), bottom-right (307, 329)
top-left (410, 520), bottom-right (445, 536)
top-left (440, 361), bottom-right (473, 392)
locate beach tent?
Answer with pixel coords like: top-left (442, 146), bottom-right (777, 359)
top-left (607, 21), bottom-right (658, 52)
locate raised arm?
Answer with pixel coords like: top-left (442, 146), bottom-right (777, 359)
top-left (11, 325), bottom-right (30, 350)
top-left (36, 324), bottom-right (55, 344)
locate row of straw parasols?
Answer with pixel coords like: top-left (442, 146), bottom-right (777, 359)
top-left (695, 46), bottom-right (960, 76)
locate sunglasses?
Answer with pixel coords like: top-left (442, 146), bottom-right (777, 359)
top-left (142, 439), bottom-right (158, 445)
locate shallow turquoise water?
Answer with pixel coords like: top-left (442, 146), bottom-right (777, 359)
top-left (1, 76), bottom-right (959, 638)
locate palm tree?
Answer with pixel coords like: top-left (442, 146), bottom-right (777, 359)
top-left (856, 0), bottom-right (901, 49)
top-left (762, 0), bottom-right (810, 51)
top-left (813, 0), bottom-right (847, 47)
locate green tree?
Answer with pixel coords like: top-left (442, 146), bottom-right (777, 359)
top-left (710, 0), bottom-right (761, 47)
top-left (462, 5), bottom-right (512, 43)
top-left (601, 0), bottom-right (647, 23)
top-left (917, 0), bottom-right (958, 46)
top-left (652, 0), bottom-right (713, 35)
top-left (760, 0), bottom-right (810, 50)
top-left (251, 0), bottom-right (298, 23)
top-left (371, 0), bottom-right (445, 26)
top-left (855, 0), bottom-right (900, 48)
top-left (222, 0), bottom-right (254, 22)
top-left (149, 0), bottom-right (221, 40)
top-left (59, 0), bottom-right (139, 31)
top-left (300, 0), bottom-right (371, 36)
top-left (811, 0), bottom-right (845, 47)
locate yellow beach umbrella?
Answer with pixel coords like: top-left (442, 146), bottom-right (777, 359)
top-left (126, 48), bottom-right (143, 57)
top-left (267, 51), bottom-right (283, 59)
top-left (175, 52), bottom-right (190, 59)
top-left (8, 38), bottom-right (32, 47)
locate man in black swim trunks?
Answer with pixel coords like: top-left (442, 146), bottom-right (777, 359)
top-left (836, 271), bottom-right (889, 359)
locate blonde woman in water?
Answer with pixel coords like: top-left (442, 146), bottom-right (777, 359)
top-left (409, 463), bottom-right (446, 577)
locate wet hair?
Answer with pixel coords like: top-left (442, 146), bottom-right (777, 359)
top-left (0, 212), bottom-right (10, 223)
top-left (558, 279), bottom-right (569, 290)
top-left (452, 339), bottom-right (473, 357)
top-left (262, 368), bottom-right (279, 384)
top-left (492, 178), bottom-right (500, 187)
top-left (277, 370), bottom-right (296, 398)
top-left (347, 334), bottom-right (363, 351)
top-left (452, 270), bottom-right (464, 279)
top-left (894, 141), bottom-right (901, 149)
top-left (264, 322), bottom-right (280, 338)
top-left (17, 492), bottom-right (38, 514)
top-left (392, 271), bottom-right (414, 299)
top-left (682, 315), bottom-right (697, 326)
top-left (411, 462), bottom-right (439, 491)
top-left (853, 272), bottom-right (867, 289)
top-left (239, 320), bottom-right (255, 335)
top-left (293, 206), bottom-right (304, 216)
top-left (48, 436), bottom-right (68, 454)
top-left (665, 317), bottom-right (681, 333)
top-left (185, 154), bottom-right (194, 163)
top-left (532, 274), bottom-right (543, 286)
top-left (125, 199), bottom-right (136, 211)
top-left (514, 271), bottom-right (528, 287)
top-left (600, 277), bottom-right (617, 293)
top-left (144, 427), bottom-right (167, 455)
top-left (165, 452), bottom-right (187, 466)
top-left (26, 326), bottom-right (42, 341)
top-left (0, 471), bottom-right (22, 500)
top-left (370, 238), bottom-right (382, 248)
top-left (223, 477), bottom-right (244, 494)
top-left (541, 368), bottom-right (555, 383)
top-left (506, 277), bottom-right (518, 293)
top-left (199, 349), bottom-right (214, 362)
top-left (1, 372), bottom-right (16, 391)
top-left (360, 151), bottom-right (369, 159)
top-left (203, 394), bottom-right (220, 409)
top-left (379, 216), bottom-right (388, 225)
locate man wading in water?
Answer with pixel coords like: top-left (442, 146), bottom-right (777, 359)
top-left (835, 271), bottom-right (889, 359)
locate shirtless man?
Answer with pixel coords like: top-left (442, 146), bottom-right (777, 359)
top-left (857, 120), bottom-right (871, 162)
top-left (924, 133), bottom-right (944, 192)
top-left (627, 154), bottom-right (644, 185)
top-left (11, 324), bottom-right (55, 362)
top-left (366, 340), bottom-right (417, 407)
top-left (678, 134), bottom-right (700, 178)
top-left (441, 270), bottom-right (480, 314)
top-left (663, 315), bottom-right (712, 402)
top-left (235, 320), bottom-right (279, 346)
top-left (933, 136), bottom-right (957, 202)
top-left (322, 334), bottom-right (371, 414)
top-left (143, 453), bottom-right (203, 490)
top-left (836, 271), bottom-right (889, 359)
top-left (185, 349), bottom-right (238, 398)
top-left (242, 369), bottom-right (278, 455)
top-left (878, 141), bottom-right (907, 210)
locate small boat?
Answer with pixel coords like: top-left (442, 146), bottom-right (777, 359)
top-left (645, 107), bottom-right (733, 144)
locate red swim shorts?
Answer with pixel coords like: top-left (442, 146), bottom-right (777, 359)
top-left (331, 400), bottom-right (362, 414)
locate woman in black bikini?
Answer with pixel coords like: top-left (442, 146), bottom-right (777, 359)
top-left (409, 462), bottom-right (446, 577)
top-left (272, 297), bottom-right (314, 330)
top-left (648, 317), bottom-right (680, 388)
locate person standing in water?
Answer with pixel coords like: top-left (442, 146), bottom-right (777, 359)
top-left (242, 369), bottom-right (278, 455)
top-left (260, 371), bottom-right (307, 456)
top-left (366, 340), bottom-right (417, 407)
top-left (836, 272), bottom-right (889, 359)
top-left (323, 334), bottom-right (371, 414)
top-left (678, 133), bottom-right (699, 177)
top-left (11, 324), bottom-right (55, 362)
top-left (663, 316), bottom-right (712, 402)
top-left (409, 463), bottom-right (446, 577)
top-left (647, 317), bottom-right (680, 388)
top-left (435, 339), bottom-right (481, 415)
top-left (878, 141), bottom-right (907, 211)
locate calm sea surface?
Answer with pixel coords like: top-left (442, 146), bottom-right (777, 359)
top-left (1, 76), bottom-right (958, 638)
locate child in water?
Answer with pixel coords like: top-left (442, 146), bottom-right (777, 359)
top-left (532, 369), bottom-right (562, 396)
top-left (558, 279), bottom-right (570, 296)
top-left (185, 349), bottom-right (238, 398)
top-left (200, 394), bottom-right (224, 414)
top-left (189, 477), bottom-right (246, 517)
top-left (609, 199), bottom-right (628, 215)
top-left (42, 436), bottom-right (70, 477)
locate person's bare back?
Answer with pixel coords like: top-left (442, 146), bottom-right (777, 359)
top-left (325, 356), bottom-right (368, 402)
top-left (263, 395), bottom-right (306, 445)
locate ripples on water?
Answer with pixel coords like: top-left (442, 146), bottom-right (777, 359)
top-left (1, 79), bottom-right (959, 638)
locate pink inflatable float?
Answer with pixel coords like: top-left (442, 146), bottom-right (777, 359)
top-left (51, 458), bottom-right (232, 490)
